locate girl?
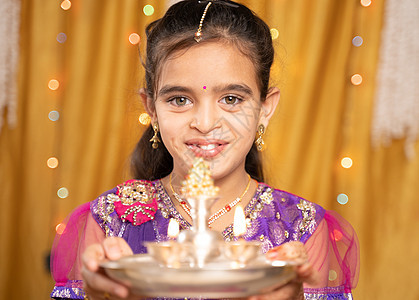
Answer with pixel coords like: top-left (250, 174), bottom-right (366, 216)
top-left (50, 1), bottom-right (359, 299)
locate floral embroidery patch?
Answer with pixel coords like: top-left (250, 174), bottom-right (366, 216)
top-left (113, 180), bottom-right (158, 226)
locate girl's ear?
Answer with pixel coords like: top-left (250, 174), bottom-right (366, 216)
top-left (258, 87), bottom-right (280, 127)
top-left (139, 88), bottom-right (157, 123)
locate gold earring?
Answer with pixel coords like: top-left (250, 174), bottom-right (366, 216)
top-left (150, 122), bottom-right (160, 149)
top-left (255, 124), bottom-right (265, 151)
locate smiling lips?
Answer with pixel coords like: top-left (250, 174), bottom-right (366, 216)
top-left (186, 140), bottom-right (227, 158)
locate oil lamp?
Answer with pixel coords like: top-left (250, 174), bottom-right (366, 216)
top-left (101, 157), bottom-right (296, 298)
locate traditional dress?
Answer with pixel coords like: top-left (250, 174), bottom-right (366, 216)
top-left (51, 179), bottom-right (359, 300)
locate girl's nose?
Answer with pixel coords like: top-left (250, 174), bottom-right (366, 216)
top-left (189, 101), bottom-right (221, 133)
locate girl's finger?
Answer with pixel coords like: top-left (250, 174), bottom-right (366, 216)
top-left (296, 261), bottom-right (319, 286)
top-left (103, 237), bottom-right (133, 260)
top-left (266, 241), bottom-right (307, 262)
top-left (82, 243), bottom-right (106, 272)
top-left (82, 266), bottom-right (129, 298)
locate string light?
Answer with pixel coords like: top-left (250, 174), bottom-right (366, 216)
top-left (143, 5), bottom-right (155, 16)
top-left (55, 223), bottom-right (66, 235)
top-left (341, 16), bottom-right (364, 211)
top-left (341, 157), bottom-right (353, 168)
top-left (60, 0), bottom-right (71, 10)
top-left (270, 28), bottom-right (279, 40)
top-left (351, 74), bottom-right (363, 85)
top-left (139, 113), bottom-right (151, 125)
top-left (47, 157), bottom-right (59, 169)
top-left (48, 79), bottom-right (60, 91)
top-left (360, 0), bottom-right (372, 7)
top-left (338, 1), bottom-right (366, 215)
top-left (129, 33), bottom-right (141, 45)
top-left (53, 0), bottom-right (70, 240)
top-left (337, 193), bottom-right (349, 205)
top-left (57, 187), bottom-right (69, 199)
top-left (48, 111), bottom-right (60, 121)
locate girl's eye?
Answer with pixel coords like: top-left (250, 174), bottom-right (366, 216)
top-left (221, 96), bottom-right (242, 105)
top-left (169, 96), bottom-right (191, 106)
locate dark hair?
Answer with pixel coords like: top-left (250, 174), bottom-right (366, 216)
top-left (131, 0), bottom-right (274, 182)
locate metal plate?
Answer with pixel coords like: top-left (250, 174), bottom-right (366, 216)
top-left (101, 254), bottom-right (296, 298)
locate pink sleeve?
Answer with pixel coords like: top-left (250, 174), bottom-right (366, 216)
top-left (304, 210), bottom-right (359, 294)
top-left (51, 202), bottom-right (105, 293)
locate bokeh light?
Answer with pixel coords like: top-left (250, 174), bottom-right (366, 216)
top-left (47, 157), bottom-right (59, 169)
top-left (341, 157), bottom-right (353, 168)
top-left (56, 223), bottom-right (66, 235)
top-left (143, 5), bottom-right (155, 16)
top-left (332, 229), bottom-right (343, 241)
top-left (360, 0), bottom-right (372, 7)
top-left (129, 33), bottom-right (141, 45)
top-left (337, 193), bottom-right (349, 205)
top-left (57, 187), bottom-right (69, 199)
top-left (139, 113), bottom-right (151, 125)
top-left (329, 270), bottom-right (338, 281)
top-left (351, 74), bottom-right (363, 85)
top-left (48, 111), bottom-right (60, 121)
top-left (56, 32), bottom-right (67, 43)
top-left (352, 36), bottom-right (363, 47)
top-left (270, 28), bottom-right (279, 40)
top-left (61, 0), bottom-right (71, 10)
top-left (48, 79), bottom-right (60, 91)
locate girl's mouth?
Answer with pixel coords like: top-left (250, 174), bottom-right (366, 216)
top-left (186, 141), bottom-right (227, 158)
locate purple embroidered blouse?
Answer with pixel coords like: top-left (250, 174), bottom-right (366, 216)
top-left (50, 180), bottom-right (359, 300)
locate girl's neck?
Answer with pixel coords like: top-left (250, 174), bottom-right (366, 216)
top-left (167, 163), bottom-right (251, 203)
top-left (161, 167), bottom-right (258, 232)
top-left (213, 171), bottom-right (252, 205)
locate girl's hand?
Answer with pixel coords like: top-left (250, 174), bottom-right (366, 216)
top-left (81, 237), bottom-right (134, 299)
top-left (247, 241), bottom-right (319, 300)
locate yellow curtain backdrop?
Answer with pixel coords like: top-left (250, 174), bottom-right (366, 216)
top-left (1, 0), bottom-right (418, 299)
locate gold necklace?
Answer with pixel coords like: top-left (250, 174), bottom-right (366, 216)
top-left (169, 173), bottom-right (252, 226)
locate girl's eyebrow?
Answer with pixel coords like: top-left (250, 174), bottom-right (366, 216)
top-left (158, 85), bottom-right (192, 97)
top-left (213, 83), bottom-right (254, 97)
top-left (158, 83), bottom-right (254, 97)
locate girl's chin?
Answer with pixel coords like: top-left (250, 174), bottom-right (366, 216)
top-left (175, 156), bottom-right (223, 175)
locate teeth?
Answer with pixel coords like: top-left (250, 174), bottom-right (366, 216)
top-left (198, 144), bottom-right (217, 150)
top-left (187, 143), bottom-right (222, 151)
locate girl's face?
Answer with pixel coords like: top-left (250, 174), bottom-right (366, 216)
top-left (145, 42), bottom-right (279, 181)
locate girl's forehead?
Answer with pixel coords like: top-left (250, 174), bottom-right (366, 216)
top-left (157, 42), bottom-right (259, 92)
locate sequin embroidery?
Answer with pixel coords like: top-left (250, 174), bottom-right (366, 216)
top-left (50, 280), bottom-right (85, 299)
top-left (295, 199), bottom-right (317, 240)
top-left (304, 286), bottom-right (353, 299)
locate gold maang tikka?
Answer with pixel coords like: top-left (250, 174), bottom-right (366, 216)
top-left (195, 1), bottom-right (239, 42)
top-left (150, 122), bottom-right (160, 149)
top-left (194, 1), bottom-right (213, 42)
